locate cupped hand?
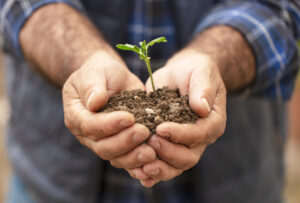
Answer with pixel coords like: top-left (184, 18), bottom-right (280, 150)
top-left (135, 53), bottom-right (227, 187)
top-left (62, 51), bottom-right (156, 172)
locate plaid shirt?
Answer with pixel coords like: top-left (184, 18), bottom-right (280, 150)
top-left (1, 0), bottom-right (300, 100)
top-left (1, 0), bottom-right (300, 202)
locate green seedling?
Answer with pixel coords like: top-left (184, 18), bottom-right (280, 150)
top-left (116, 37), bottom-right (167, 92)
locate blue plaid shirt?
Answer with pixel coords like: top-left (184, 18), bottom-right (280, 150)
top-left (1, 0), bottom-right (300, 202)
top-left (1, 0), bottom-right (300, 100)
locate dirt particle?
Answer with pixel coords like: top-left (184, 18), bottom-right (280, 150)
top-left (117, 105), bottom-right (128, 111)
top-left (154, 116), bottom-right (163, 125)
top-left (134, 96), bottom-right (141, 101)
top-left (136, 117), bottom-right (144, 123)
top-left (145, 108), bottom-right (155, 114)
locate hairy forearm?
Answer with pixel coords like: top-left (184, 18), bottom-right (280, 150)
top-left (172, 25), bottom-right (255, 92)
top-left (20, 3), bottom-right (121, 87)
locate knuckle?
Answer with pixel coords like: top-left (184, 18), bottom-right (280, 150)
top-left (174, 170), bottom-right (183, 179)
top-left (110, 159), bottom-right (122, 168)
top-left (95, 147), bottom-right (111, 160)
top-left (188, 154), bottom-right (199, 168)
top-left (103, 119), bottom-right (117, 135)
top-left (76, 136), bottom-right (87, 146)
top-left (103, 150), bottom-right (114, 160)
top-left (87, 134), bottom-right (99, 141)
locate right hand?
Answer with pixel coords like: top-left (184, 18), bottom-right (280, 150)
top-left (62, 51), bottom-right (156, 172)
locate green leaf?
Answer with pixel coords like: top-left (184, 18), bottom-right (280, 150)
top-left (147, 37), bottom-right (167, 47)
top-left (139, 40), bottom-right (146, 49)
top-left (116, 44), bottom-right (141, 55)
top-left (139, 40), bottom-right (147, 53)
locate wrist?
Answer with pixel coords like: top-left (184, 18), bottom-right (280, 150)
top-left (20, 3), bottom-right (123, 87)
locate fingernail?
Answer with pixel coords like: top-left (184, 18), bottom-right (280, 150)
top-left (158, 131), bottom-right (170, 139)
top-left (138, 153), bottom-right (148, 162)
top-left (120, 120), bottom-right (133, 128)
top-left (150, 140), bottom-right (161, 151)
top-left (87, 92), bottom-right (96, 110)
top-left (149, 168), bottom-right (160, 176)
top-left (201, 97), bottom-right (210, 113)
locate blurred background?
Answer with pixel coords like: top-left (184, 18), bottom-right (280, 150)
top-left (0, 51), bottom-right (300, 202)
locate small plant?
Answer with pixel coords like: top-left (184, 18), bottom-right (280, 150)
top-left (116, 37), bottom-right (167, 92)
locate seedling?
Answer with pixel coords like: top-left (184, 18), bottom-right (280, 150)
top-left (116, 37), bottom-right (167, 92)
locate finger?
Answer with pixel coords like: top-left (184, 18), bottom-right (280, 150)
top-left (63, 79), bottom-right (134, 140)
top-left (70, 67), bottom-right (109, 112)
top-left (145, 68), bottom-right (173, 92)
top-left (143, 160), bottom-right (183, 181)
top-left (148, 135), bottom-right (206, 170)
top-left (157, 81), bottom-right (226, 147)
top-left (109, 144), bottom-right (156, 168)
top-left (156, 112), bottom-right (224, 148)
top-left (78, 111), bottom-right (135, 141)
top-left (89, 124), bottom-right (150, 159)
top-left (140, 178), bottom-right (159, 188)
top-left (64, 85), bottom-right (135, 140)
top-left (188, 66), bottom-right (218, 117)
top-left (127, 168), bottom-right (150, 180)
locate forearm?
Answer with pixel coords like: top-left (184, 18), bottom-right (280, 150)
top-left (20, 3), bottom-right (122, 87)
top-left (170, 25), bottom-right (255, 92)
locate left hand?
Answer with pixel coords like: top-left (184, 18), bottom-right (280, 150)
top-left (129, 52), bottom-right (227, 187)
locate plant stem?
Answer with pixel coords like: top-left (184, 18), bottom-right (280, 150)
top-left (145, 58), bottom-right (155, 92)
top-left (144, 47), bottom-right (155, 92)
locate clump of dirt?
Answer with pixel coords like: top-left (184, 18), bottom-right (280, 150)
top-left (102, 87), bottom-right (199, 134)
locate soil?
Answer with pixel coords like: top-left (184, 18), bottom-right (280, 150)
top-left (102, 87), bottom-right (199, 134)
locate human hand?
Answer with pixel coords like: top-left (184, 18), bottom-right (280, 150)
top-left (133, 53), bottom-right (227, 187)
top-left (62, 51), bottom-right (156, 172)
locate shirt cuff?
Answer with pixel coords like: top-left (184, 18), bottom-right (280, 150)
top-left (4, 0), bottom-right (84, 58)
top-left (194, 2), bottom-right (299, 100)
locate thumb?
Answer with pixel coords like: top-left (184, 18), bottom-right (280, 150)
top-left (72, 68), bottom-right (109, 112)
top-left (85, 86), bottom-right (108, 112)
top-left (125, 74), bottom-right (146, 91)
top-left (145, 68), bottom-right (173, 93)
top-left (188, 68), bottom-right (216, 117)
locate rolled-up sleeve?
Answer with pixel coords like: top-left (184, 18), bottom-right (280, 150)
top-left (0, 0), bottom-right (84, 58)
top-left (195, 0), bottom-right (300, 100)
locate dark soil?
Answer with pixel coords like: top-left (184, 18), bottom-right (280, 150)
top-left (102, 87), bottom-right (199, 134)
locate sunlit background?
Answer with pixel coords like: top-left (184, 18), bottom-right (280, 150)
top-left (0, 51), bottom-right (299, 202)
